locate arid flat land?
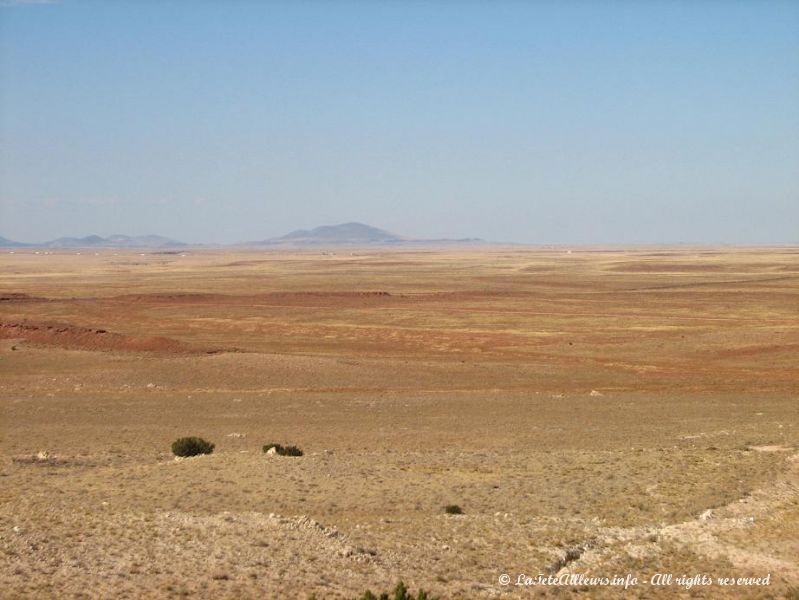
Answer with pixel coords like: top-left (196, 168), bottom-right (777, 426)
top-left (0, 247), bottom-right (797, 599)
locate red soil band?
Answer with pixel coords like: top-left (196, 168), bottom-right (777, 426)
top-left (0, 320), bottom-right (202, 353)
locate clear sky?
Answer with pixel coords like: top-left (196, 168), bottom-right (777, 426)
top-left (1, 0), bottom-right (797, 244)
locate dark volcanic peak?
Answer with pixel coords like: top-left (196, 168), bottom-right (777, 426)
top-left (277, 222), bottom-right (403, 244)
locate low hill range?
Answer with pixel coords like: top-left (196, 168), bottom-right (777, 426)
top-left (1, 223), bottom-right (485, 248)
top-left (0, 236), bottom-right (28, 248)
top-left (0, 234), bottom-right (186, 248)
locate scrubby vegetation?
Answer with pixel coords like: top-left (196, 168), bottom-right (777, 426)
top-left (444, 504), bottom-right (463, 515)
top-left (262, 443), bottom-right (304, 456)
top-left (309, 581), bottom-right (438, 600)
top-left (171, 436), bottom-right (215, 457)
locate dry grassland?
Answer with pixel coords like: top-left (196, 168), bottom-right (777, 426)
top-left (0, 247), bottom-right (797, 599)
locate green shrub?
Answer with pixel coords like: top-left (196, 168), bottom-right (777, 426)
top-left (364, 581), bottom-right (437, 600)
top-left (262, 443), bottom-right (303, 457)
top-left (444, 504), bottom-right (463, 515)
top-left (171, 436), bottom-right (215, 457)
top-left (311, 581), bottom-right (437, 600)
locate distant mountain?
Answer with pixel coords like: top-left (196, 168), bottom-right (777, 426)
top-left (46, 235), bottom-right (107, 247)
top-left (253, 222), bottom-right (484, 246)
top-left (102, 234), bottom-right (186, 248)
top-left (0, 236), bottom-right (30, 248)
top-left (43, 234), bottom-right (186, 248)
top-left (0, 234), bottom-right (186, 248)
top-left (275, 222), bottom-right (403, 244)
top-left (2, 226), bottom-right (486, 248)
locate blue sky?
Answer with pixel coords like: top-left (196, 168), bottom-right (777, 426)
top-left (1, 0), bottom-right (797, 244)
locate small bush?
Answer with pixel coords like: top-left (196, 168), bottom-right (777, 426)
top-left (444, 504), bottom-right (463, 515)
top-left (309, 581), bottom-right (438, 600)
top-left (339, 581), bottom-right (437, 600)
top-left (262, 443), bottom-right (303, 457)
top-left (171, 436), bottom-right (215, 457)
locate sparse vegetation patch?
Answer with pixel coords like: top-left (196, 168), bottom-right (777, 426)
top-left (263, 443), bottom-right (304, 456)
top-left (171, 436), bottom-right (215, 457)
top-left (308, 581), bottom-right (438, 600)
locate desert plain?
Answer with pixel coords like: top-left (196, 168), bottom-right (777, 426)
top-left (0, 246), bottom-right (797, 599)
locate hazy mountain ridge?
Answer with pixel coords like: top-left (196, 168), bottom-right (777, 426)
top-left (271, 222), bottom-right (403, 244)
top-left (0, 236), bottom-right (31, 248)
top-left (254, 222), bottom-right (485, 246)
top-left (0, 234), bottom-right (186, 248)
top-left (2, 224), bottom-right (486, 248)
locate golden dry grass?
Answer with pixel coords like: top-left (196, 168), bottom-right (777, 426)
top-left (0, 247), bottom-right (797, 599)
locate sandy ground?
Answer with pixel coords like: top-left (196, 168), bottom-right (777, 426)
top-left (0, 247), bottom-right (797, 599)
